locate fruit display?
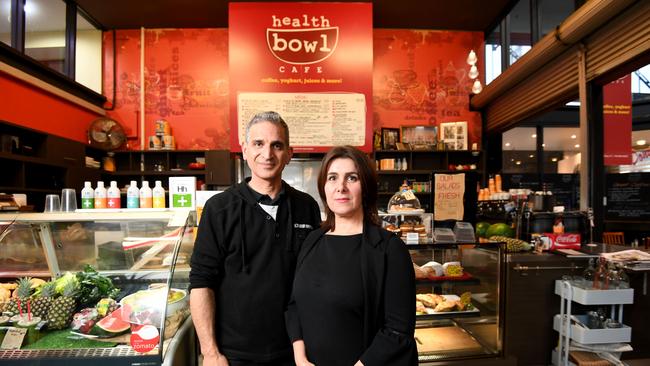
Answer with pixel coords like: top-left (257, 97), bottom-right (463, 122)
top-left (47, 281), bottom-right (79, 330)
top-left (475, 221), bottom-right (491, 238)
top-left (485, 223), bottom-right (515, 238)
top-left (71, 307), bottom-right (99, 334)
top-left (489, 235), bottom-right (531, 252)
top-left (89, 308), bottom-right (130, 338)
top-left (96, 298), bottom-right (119, 317)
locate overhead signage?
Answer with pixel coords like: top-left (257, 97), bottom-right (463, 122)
top-left (229, 2), bottom-right (373, 152)
top-left (603, 74), bottom-right (632, 166)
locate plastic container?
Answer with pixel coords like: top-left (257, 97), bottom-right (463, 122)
top-left (139, 181), bottom-right (153, 208)
top-left (94, 181), bottom-right (107, 209)
top-left (387, 181), bottom-right (422, 213)
top-left (152, 181), bottom-right (166, 208)
top-left (433, 228), bottom-right (456, 243)
top-left (126, 181), bottom-right (140, 209)
top-left (107, 181), bottom-right (121, 209)
top-left (453, 222), bottom-right (476, 242)
top-left (80, 181), bottom-right (94, 209)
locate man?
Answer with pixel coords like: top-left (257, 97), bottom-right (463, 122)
top-left (190, 111), bottom-right (321, 366)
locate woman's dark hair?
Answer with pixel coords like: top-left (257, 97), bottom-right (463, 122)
top-left (318, 145), bottom-right (379, 231)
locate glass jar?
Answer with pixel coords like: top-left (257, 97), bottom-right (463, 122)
top-left (387, 181), bottom-right (422, 213)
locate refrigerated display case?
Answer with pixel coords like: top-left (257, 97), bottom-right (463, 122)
top-left (0, 210), bottom-right (196, 366)
top-left (380, 212), bottom-right (506, 364)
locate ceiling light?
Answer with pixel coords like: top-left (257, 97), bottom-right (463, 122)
top-left (551, 157), bottom-right (558, 162)
top-left (574, 144), bottom-right (580, 148)
top-left (468, 65), bottom-right (479, 79)
top-left (571, 134), bottom-right (577, 139)
top-left (637, 139), bottom-right (647, 146)
top-left (471, 80), bottom-right (483, 94)
top-left (531, 134), bottom-right (537, 138)
top-left (505, 142), bottom-right (511, 147)
top-left (529, 154), bottom-right (534, 158)
top-left (515, 161), bottom-right (521, 165)
top-left (542, 143), bottom-right (546, 148)
top-left (466, 50), bottom-right (477, 66)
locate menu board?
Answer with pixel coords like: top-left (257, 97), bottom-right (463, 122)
top-left (606, 173), bottom-right (650, 220)
top-left (237, 92), bottom-right (366, 150)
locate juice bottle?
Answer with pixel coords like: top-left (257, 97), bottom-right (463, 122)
top-left (139, 181), bottom-right (153, 208)
top-left (80, 181), bottom-right (94, 209)
top-left (126, 181), bottom-right (140, 208)
top-left (107, 181), bottom-right (121, 209)
top-left (152, 180), bottom-right (166, 208)
top-left (94, 182), bottom-right (107, 208)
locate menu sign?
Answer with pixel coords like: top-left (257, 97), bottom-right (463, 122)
top-left (605, 173), bottom-right (650, 220)
top-left (229, 2), bottom-right (373, 152)
top-left (434, 173), bottom-right (465, 221)
top-left (603, 75), bottom-right (632, 166)
top-left (237, 92), bottom-right (366, 148)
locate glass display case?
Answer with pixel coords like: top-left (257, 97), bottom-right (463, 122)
top-left (381, 213), bottom-right (505, 363)
top-left (0, 210), bottom-right (196, 366)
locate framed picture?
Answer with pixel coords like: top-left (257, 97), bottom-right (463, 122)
top-left (440, 121), bottom-right (468, 151)
top-left (381, 128), bottom-right (400, 150)
top-left (400, 125), bottom-right (438, 149)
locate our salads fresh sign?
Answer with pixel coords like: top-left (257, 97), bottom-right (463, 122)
top-left (229, 2), bottom-right (373, 152)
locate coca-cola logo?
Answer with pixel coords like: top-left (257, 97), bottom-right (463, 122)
top-left (556, 234), bottom-right (581, 245)
top-left (267, 15), bottom-right (338, 65)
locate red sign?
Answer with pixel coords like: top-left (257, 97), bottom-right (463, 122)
top-left (603, 75), bottom-right (632, 165)
top-left (229, 2), bottom-right (373, 152)
top-left (545, 233), bottom-right (582, 251)
top-left (130, 324), bottom-right (160, 353)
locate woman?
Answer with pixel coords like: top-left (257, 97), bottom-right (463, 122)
top-left (286, 146), bottom-right (417, 366)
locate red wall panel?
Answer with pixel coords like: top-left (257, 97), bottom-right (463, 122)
top-left (103, 28), bottom-right (483, 151)
top-left (0, 72), bottom-right (100, 143)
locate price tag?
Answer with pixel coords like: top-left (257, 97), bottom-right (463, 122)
top-left (406, 232), bottom-right (419, 244)
top-left (403, 190), bottom-right (416, 201)
top-left (1, 327), bottom-right (27, 349)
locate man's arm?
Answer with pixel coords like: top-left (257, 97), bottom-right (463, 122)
top-left (190, 288), bottom-right (228, 366)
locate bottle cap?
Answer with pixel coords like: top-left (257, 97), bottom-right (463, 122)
top-left (97, 181), bottom-right (104, 187)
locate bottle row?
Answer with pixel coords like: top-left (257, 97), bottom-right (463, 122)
top-left (80, 180), bottom-right (166, 209)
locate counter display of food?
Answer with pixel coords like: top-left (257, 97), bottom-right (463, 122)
top-left (0, 210), bottom-right (196, 366)
top-left (380, 212), bottom-right (507, 363)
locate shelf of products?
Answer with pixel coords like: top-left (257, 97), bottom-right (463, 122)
top-left (0, 211), bottom-right (196, 365)
top-left (373, 150), bottom-right (483, 215)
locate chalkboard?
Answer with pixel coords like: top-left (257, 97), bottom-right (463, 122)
top-left (605, 173), bottom-right (650, 220)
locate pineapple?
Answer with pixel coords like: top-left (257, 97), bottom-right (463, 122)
top-left (5, 277), bottom-right (33, 315)
top-left (32, 281), bottom-right (56, 318)
top-left (47, 281), bottom-right (78, 330)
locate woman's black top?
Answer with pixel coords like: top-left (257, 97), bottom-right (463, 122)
top-left (292, 233), bottom-right (364, 366)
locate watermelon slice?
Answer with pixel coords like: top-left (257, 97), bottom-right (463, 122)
top-left (89, 308), bottom-right (130, 338)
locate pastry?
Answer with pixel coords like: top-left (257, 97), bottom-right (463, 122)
top-left (399, 224), bottom-right (414, 232)
top-left (413, 263), bottom-right (429, 279)
top-left (433, 300), bottom-right (458, 312)
top-left (416, 301), bottom-right (427, 314)
top-left (416, 293), bottom-right (444, 308)
top-left (442, 261), bottom-right (464, 277)
top-left (421, 261), bottom-right (443, 277)
top-left (385, 224), bottom-right (401, 234)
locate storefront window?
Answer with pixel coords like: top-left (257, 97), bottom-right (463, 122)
top-left (508, 0), bottom-right (531, 65)
top-left (75, 12), bottom-right (101, 93)
top-left (485, 24), bottom-right (502, 84)
top-left (24, 0), bottom-right (66, 74)
top-left (502, 127), bottom-right (537, 173)
top-left (0, 0), bottom-right (10, 46)
top-left (631, 65), bottom-right (650, 97)
top-left (539, 0), bottom-right (574, 38)
top-left (541, 127), bottom-right (580, 174)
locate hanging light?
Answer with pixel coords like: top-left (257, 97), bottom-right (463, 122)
top-left (471, 79), bottom-right (483, 94)
top-left (466, 50), bottom-right (477, 66)
top-left (468, 65), bottom-right (479, 79)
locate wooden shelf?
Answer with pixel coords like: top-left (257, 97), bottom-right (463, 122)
top-left (110, 170), bottom-right (206, 176)
top-left (378, 170), bottom-right (432, 175)
top-left (0, 186), bottom-right (60, 194)
top-left (0, 151), bottom-right (65, 168)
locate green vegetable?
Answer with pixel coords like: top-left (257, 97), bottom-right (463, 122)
top-left (75, 265), bottom-right (120, 309)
